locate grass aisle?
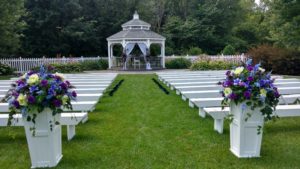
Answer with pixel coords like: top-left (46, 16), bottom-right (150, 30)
top-left (1, 74), bottom-right (300, 168)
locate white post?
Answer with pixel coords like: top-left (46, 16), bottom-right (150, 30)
top-left (161, 41), bottom-right (166, 68)
top-left (19, 57), bottom-right (23, 73)
top-left (108, 42), bottom-right (112, 69)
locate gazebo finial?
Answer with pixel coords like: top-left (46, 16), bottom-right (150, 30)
top-left (133, 11), bottom-right (139, 20)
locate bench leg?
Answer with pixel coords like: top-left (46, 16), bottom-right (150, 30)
top-left (176, 90), bottom-right (180, 95)
top-left (67, 125), bottom-right (76, 141)
top-left (170, 86), bottom-right (174, 90)
top-left (199, 108), bottom-right (206, 118)
top-left (182, 95), bottom-right (187, 101)
top-left (82, 115), bottom-right (88, 123)
top-left (189, 101), bottom-right (194, 108)
top-left (214, 119), bottom-right (224, 134)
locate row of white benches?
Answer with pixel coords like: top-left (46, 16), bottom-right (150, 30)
top-left (0, 73), bottom-right (118, 140)
top-left (157, 71), bottom-right (300, 134)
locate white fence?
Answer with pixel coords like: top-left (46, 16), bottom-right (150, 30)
top-left (166, 54), bottom-right (248, 64)
top-left (0, 56), bottom-right (107, 73)
top-left (0, 55), bottom-right (247, 73)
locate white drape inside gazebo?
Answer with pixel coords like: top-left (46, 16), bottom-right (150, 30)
top-left (125, 43), bottom-right (135, 55)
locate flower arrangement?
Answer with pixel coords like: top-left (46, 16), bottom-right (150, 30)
top-left (220, 59), bottom-right (280, 122)
top-left (4, 66), bottom-right (77, 131)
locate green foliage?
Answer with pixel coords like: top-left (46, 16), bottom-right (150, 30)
top-left (0, 62), bottom-right (14, 75)
top-left (190, 60), bottom-right (238, 70)
top-left (0, 0), bottom-right (25, 57)
top-left (51, 63), bottom-right (83, 73)
top-left (248, 45), bottom-right (300, 75)
top-left (80, 59), bottom-right (108, 71)
top-left (0, 0), bottom-right (299, 57)
top-left (188, 47), bottom-right (203, 55)
top-left (222, 45), bottom-right (236, 55)
top-left (165, 58), bottom-right (191, 69)
top-left (33, 60), bottom-right (108, 73)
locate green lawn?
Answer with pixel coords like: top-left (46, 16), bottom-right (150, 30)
top-left (1, 74), bottom-right (300, 168)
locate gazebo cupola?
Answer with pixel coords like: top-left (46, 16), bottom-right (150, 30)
top-left (107, 11), bottom-right (166, 70)
top-left (121, 11), bottom-right (151, 31)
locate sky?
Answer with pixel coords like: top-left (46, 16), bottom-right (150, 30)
top-left (255, 0), bottom-right (260, 4)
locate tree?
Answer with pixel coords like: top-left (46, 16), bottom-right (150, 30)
top-left (0, 0), bottom-right (25, 57)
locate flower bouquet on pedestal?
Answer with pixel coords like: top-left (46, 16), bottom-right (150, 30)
top-left (4, 66), bottom-right (77, 168)
top-left (220, 59), bottom-right (280, 158)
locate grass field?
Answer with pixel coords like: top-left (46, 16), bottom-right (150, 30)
top-left (0, 74), bottom-right (300, 168)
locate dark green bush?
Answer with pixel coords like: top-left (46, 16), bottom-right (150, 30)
top-left (51, 63), bottom-right (83, 73)
top-left (0, 62), bottom-right (14, 75)
top-left (190, 60), bottom-right (238, 70)
top-left (98, 59), bottom-right (108, 70)
top-left (80, 60), bottom-right (108, 71)
top-left (222, 45), bottom-right (236, 55)
top-left (165, 58), bottom-right (192, 69)
top-left (188, 47), bottom-right (203, 55)
top-left (248, 45), bottom-right (300, 75)
top-left (32, 59), bottom-right (109, 73)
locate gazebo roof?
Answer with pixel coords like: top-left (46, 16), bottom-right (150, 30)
top-left (107, 30), bottom-right (165, 40)
top-left (107, 11), bottom-right (165, 41)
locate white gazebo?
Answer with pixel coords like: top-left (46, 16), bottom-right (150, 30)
top-left (107, 11), bottom-right (166, 70)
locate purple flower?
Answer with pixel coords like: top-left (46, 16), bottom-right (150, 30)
top-left (247, 76), bottom-right (254, 82)
top-left (247, 65), bottom-right (253, 71)
top-left (243, 91), bottom-right (251, 99)
top-left (53, 99), bottom-right (62, 107)
top-left (12, 91), bottom-right (19, 97)
top-left (71, 91), bottom-right (77, 98)
top-left (16, 80), bottom-right (25, 87)
top-left (60, 82), bottom-right (67, 90)
top-left (223, 80), bottom-right (233, 87)
top-left (41, 80), bottom-right (48, 87)
top-left (233, 79), bottom-right (241, 86)
top-left (28, 95), bottom-right (36, 104)
top-left (229, 93), bottom-right (238, 100)
top-left (239, 82), bottom-right (246, 87)
top-left (12, 100), bottom-right (20, 108)
top-left (65, 81), bottom-right (70, 86)
top-left (226, 71), bottom-right (231, 76)
top-left (27, 71), bottom-right (35, 76)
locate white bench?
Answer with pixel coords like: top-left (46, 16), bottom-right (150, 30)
top-left (190, 93), bottom-right (300, 117)
top-left (0, 113), bottom-right (87, 141)
top-left (0, 101), bottom-right (98, 140)
top-left (181, 86), bottom-right (300, 101)
top-left (175, 81), bottom-right (300, 95)
top-left (204, 104), bottom-right (300, 134)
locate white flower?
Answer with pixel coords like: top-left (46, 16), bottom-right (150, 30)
top-left (62, 95), bottom-right (69, 104)
top-left (17, 94), bottom-right (27, 106)
top-left (224, 88), bottom-right (232, 97)
top-left (55, 72), bottom-right (65, 80)
top-left (233, 67), bottom-right (244, 75)
top-left (259, 67), bottom-right (265, 73)
top-left (27, 74), bottom-right (39, 85)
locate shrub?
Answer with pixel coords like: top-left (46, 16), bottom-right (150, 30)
top-left (165, 58), bottom-right (192, 69)
top-left (98, 59), bottom-right (109, 70)
top-left (190, 60), bottom-right (238, 70)
top-left (0, 62), bottom-right (14, 75)
top-left (188, 47), bottom-right (203, 55)
top-left (51, 63), bottom-right (83, 73)
top-left (248, 45), bottom-right (300, 75)
top-left (32, 59), bottom-right (109, 73)
top-left (222, 45), bottom-right (236, 55)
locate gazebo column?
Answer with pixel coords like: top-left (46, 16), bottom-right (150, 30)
top-left (107, 42), bottom-right (112, 69)
top-left (161, 41), bottom-right (166, 68)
